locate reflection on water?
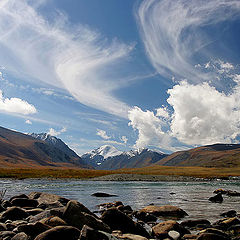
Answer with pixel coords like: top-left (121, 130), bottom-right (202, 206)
top-left (1, 179), bottom-right (240, 223)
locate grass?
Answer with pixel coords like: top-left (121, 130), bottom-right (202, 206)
top-left (0, 166), bottom-right (239, 179)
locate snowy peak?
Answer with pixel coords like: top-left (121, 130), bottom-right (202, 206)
top-left (82, 145), bottom-right (168, 169)
top-left (30, 133), bottom-right (79, 159)
top-left (84, 145), bottom-right (123, 160)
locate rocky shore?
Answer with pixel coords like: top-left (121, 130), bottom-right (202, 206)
top-left (0, 189), bottom-right (239, 240)
top-left (90, 174), bottom-right (209, 182)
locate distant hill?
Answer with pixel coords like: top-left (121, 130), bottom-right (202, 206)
top-left (82, 145), bottom-right (168, 170)
top-left (155, 143), bottom-right (240, 168)
top-left (0, 126), bottom-right (89, 168)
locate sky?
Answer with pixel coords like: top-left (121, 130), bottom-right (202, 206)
top-left (0, 0), bottom-right (240, 155)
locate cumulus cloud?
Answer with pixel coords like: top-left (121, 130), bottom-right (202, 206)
top-left (0, 0), bottom-right (135, 117)
top-left (167, 81), bottom-right (240, 145)
top-left (128, 106), bottom-right (171, 149)
top-left (0, 90), bottom-right (37, 115)
top-left (121, 136), bottom-right (128, 144)
top-left (48, 127), bottom-right (66, 136)
top-left (25, 119), bottom-right (32, 124)
top-left (136, 0), bottom-right (240, 83)
top-left (96, 129), bottom-right (111, 140)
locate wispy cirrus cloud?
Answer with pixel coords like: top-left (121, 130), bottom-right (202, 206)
top-left (136, 0), bottom-right (240, 83)
top-left (0, 0), bottom-right (135, 117)
top-left (96, 129), bottom-right (111, 140)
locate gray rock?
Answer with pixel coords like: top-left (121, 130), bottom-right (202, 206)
top-left (181, 219), bottom-right (211, 228)
top-left (29, 192), bottom-right (69, 206)
top-left (79, 225), bottom-right (109, 240)
top-left (209, 193), bottom-right (223, 203)
top-left (140, 205), bottom-right (188, 218)
top-left (63, 200), bottom-right (110, 232)
top-left (11, 232), bottom-right (29, 240)
top-left (91, 192), bottom-right (118, 197)
top-left (34, 226), bottom-right (80, 240)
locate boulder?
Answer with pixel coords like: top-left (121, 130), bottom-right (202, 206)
top-left (152, 220), bottom-right (190, 239)
top-left (0, 207), bottom-right (28, 221)
top-left (17, 222), bottom-right (51, 239)
top-left (91, 192), bottom-right (118, 197)
top-left (29, 192), bottom-right (69, 206)
top-left (101, 208), bottom-right (150, 238)
top-left (140, 205), bottom-right (188, 218)
top-left (168, 230), bottom-right (180, 240)
top-left (25, 208), bottom-right (44, 216)
top-left (200, 228), bottom-right (230, 239)
top-left (182, 233), bottom-right (198, 239)
top-left (34, 226), bottom-right (80, 240)
top-left (0, 231), bottom-right (16, 239)
top-left (79, 225), bottom-right (109, 240)
top-left (213, 217), bottom-right (240, 230)
top-left (9, 194), bottom-right (29, 202)
top-left (39, 216), bottom-right (67, 227)
top-left (134, 211), bottom-right (157, 223)
top-left (197, 233), bottom-right (230, 240)
top-left (0, 222), bottom-right (7, 231)
top-left (181, 219), bottom-right (211, 228)
top-left (27, 210), bottom-right (53, 223)
top-left (63, 200), bottom-right (110, 232)
top-left (11, 232), bottom-right (29, 240)
top-left (209, 193), bottom-right (223, 203)
top-left (11, 198), bottom-right (39, 208)
top-left (220, 210), bottom-right (237, 218)
top-left (213, 189), bottom-right (228, 194)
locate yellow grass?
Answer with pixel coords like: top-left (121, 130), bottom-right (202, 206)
top-left (0, 166), bottom-right (239, 179)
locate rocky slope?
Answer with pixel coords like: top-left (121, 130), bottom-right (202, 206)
top-left (0, 126), bottom-right (89, 168)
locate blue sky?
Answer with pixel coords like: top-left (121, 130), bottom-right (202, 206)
top-left (0, 0), bottom-right (240, 155)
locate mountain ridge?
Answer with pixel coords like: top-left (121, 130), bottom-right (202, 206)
top-left (0, 126), bottom-right (89, 168)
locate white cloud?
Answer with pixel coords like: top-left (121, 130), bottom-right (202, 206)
top-left (156, 106), bottom-right (169, 119)
top-left (96, 129), bottom-right (111, 140)
top-left (136, 0), bottom-right (240, 83)
top-left (128, 106), bottom-right (171, 149)
top-left (48, 127), bottom-right (66, 136)
top-left (167, 81), bottom-right (240, 145)
top-left (121, 136), bottom-right (128, 144)
top-left (0, 90), bottom-right (37, 115)
top-left (0, 0), bottom-right (134, 118)
top-left (25, 119), bottom-right (32, 124)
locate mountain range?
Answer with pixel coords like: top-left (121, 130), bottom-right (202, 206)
top-left (0, 125), bottom-right (240, 169)
top-left (81, 145), bottom-right (168, 170)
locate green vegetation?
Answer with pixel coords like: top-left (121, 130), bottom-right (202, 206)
top-left (0, 166), bottom-right (239, 179)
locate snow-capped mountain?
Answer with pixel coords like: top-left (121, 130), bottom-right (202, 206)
top-left (30, 133), bottom-right (89, 167)
top-left (81, 145), bottom-right (123, 168)
top-left (82, 145), bottom-right (168, 170)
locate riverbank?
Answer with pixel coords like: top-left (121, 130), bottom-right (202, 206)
top-left (90, 173), bottom-right (207, 182)
top-left (0, 166), bottom-right (239, 180)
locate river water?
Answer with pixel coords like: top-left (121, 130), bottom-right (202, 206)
top-left (1, 179), bottom-right (240, 223)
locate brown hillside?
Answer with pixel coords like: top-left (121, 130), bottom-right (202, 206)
top-left (156, 144), bottom-right (240, 168)
top-left (0, 126), bottom-right (88, 168)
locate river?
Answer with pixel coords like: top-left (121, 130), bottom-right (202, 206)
top-left (1, 178), bottom-right (240, 223)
